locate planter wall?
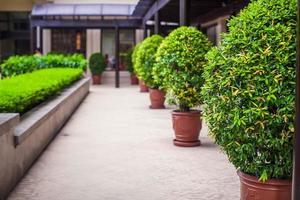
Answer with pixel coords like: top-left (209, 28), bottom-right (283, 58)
top-left (0, 78), bottom-right (90, 200)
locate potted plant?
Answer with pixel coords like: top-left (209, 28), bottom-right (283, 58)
top-left (89, 52), bottom-right (106, 84)
top-left (132, 43), bottom-right (148, 92)
top-left (155, 26), bottom-right (212, 146)
top-left (201, 0), bottom-right (296, 198)
top-left (125, 48), bottom-right (138, 85)
top-left (136, 35), bottom-right (165, 109)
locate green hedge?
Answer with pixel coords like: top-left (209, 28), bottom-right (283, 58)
top-left (0, 54), bottom-right (87, 78)
top-left (0, 68), bottom-right (83, 114)
top-left (202, 0), bottom-right (297, 181)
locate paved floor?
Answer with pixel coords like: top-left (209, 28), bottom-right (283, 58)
top-left (8, 72), bottom-right (239, 200)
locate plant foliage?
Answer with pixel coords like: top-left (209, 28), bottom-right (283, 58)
top-left (132, 43), bottom-right (141, 75)
top-left (89, 53), bottom-right (106, 75)
top-left (201, 0), bottom-right (297, 181)
top-left (0, 68), bottom-right (83, 114)
top-left (135, 35), bottom-right (164, 88)
top-left (125, 48), bottom-right (134, 73)
top-left (0, 54), bottom-right (87, 78)
top-left (154, 26), bottom-right (212, 111)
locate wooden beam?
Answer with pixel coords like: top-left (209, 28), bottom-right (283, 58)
top-left (143, 0), bottom-right (172, 24)
top-left (292, 0), bottom-right (300, 199)
top-left (31, 19), bottom-right (142, 29)
top-left (154, 11), bottom-right (160, 34)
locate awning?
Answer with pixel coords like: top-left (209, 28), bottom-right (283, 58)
top-left (31, 4), bottom-right (136, 16)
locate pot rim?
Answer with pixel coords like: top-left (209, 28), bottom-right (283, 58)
top-left (237, 171), bottom-right (292, 186)
top-left (172, 109), bottom-right (202, 116)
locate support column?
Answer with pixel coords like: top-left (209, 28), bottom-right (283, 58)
top-left (143, 23), bottom-right (147, 39)
top-left (179, 0), bottom-right (190, 26)
top-left (36, 26), bottom-right (41, 50)
top-left (292, 0), bottom-right (300, 199)
top-left (115, 25), bottom-right (120, 88)
top-left (30, 26), bottom-right (36, 53)
top-left (154, 12), bottom-right (160, 35)
top-left (40, 27), bottom-right (43, 53)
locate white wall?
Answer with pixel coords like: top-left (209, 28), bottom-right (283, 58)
top-left (42, 29), bottom-right (51, 54)
top-left (53, 0), bottom-right (138, 4)
top-left (201, 15), bottom-right (230, 46)
top-left (135, 29), bottom-right (143, 44)
top-left (86, 29), bottom-right (101, 59)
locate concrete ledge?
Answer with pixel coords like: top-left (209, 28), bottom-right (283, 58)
top-left (0, 77), bottom-right (90, 200)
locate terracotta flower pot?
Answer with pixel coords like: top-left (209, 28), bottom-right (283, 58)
top-left (238, 171), bottom-right (291, 200)
top-left (172, 110), bottom-right (201, 147)
top-left (139, 80), bottom-right (149, 92)
top-left (130, 74), bottom-right (139, 85)
top-left (149, 89), bottom-right (165, 109)
top-left (92, 75), bottom-right (101, 85)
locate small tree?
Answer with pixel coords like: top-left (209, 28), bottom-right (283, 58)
top-left (89, 53), bottom-right (106, 75)
top-left (132, 43), bottom-right (141, 76)
top-left (135, 35), bottom-right (164, 89)
top-left (154, 26), bottom-right (212, 112)
top-left (202, 0), bottom-right (297, 181)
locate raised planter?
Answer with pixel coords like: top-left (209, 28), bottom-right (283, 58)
top-left (172, 110), bottom-right (202, 147)
top-left (238, 171), bottom-right (291, 200)
top-left (0, 77), bottom-right (90, 200)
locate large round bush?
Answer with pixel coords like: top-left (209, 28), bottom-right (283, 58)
top-left (89, 53), bottom-right (106, 75)
top-left (202, 0), bottom-right (297, 181)
top-left (135, 35), bottom-right (164, 88)
top-left (154, 26), bottom-right (212, 111)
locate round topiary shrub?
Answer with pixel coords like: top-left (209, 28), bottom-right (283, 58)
top-left (154, 26), bottom-right (212, 111)
top-left (89, 53), bottom-right (106, 75)
top-left (135, 35), bottom-right (164, 88)
top-left (201, 0), bottom-right (297, 181)
top-left (132, 43), bottom-right (141, 74)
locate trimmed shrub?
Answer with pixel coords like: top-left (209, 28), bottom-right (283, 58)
top-left (135, 35), bottom-right (164, 88)
top-left (0, 55), bottom-right (38, 77)
top-left (201, 0), bottom-right (297, 181)
top-left (155, 26), bottom-right (212, 111)
top-left (132, 43), bottom-right (141, 74)
top-left (89, 53), bottom-right (106, 75)
top-left (0, 54), bottom-right (87, 78)
top-left (125, 48), bottom-right (134, 74)
top-left (0, 68), bottom-right (83, 114)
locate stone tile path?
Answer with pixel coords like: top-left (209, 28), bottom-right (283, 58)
top-left (8, 72), bottom-right (239, 200)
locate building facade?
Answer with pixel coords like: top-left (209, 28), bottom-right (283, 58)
top-left (0, 0), bottom-right (144, 65)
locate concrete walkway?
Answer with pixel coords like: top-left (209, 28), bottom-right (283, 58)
top-left (8, 72), bottom-right (239, 200)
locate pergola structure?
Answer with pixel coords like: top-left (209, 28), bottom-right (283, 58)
top-left (30, 0), bottom-right (250, 88)
top-left (30, 3), bottom-right (141, 88)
